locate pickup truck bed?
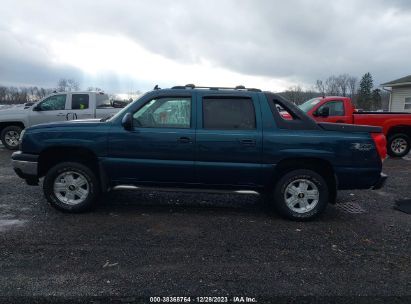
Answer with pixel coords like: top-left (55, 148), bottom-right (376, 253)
top-left (299, 96), bottom-right (411, 157)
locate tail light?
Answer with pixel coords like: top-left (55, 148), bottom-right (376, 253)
top-left (371, 133), bottom-right (387, 161)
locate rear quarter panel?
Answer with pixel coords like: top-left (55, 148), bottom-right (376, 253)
top-left (262, 129), bottom-right (382, 189)
top-left (260, 95), bottom-right (382, 190)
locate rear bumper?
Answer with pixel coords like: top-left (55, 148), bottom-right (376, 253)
top-left (11, 151), bottom-right (39, 184)
top-left (335, 166), bottom-right (386, 190)
top-left (372, 173), bottom-right (388, 190)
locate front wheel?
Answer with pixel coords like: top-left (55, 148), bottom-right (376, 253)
top-left (1, 125), bottom-right (22, 150)
top-left (43, 162), bottom-right (100, 212)
top-left (387, 133), bottom-right (410, 158)
top-left (273, 169), bottom-right (329, 221)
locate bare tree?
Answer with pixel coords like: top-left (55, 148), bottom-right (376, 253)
top-left (0, 86), bottom-right (7, 101)
top-left (57, 79), bottom-right (68, 92)
top-left (87, 86), bottom-right (102, 92)
top-left (336, 74), bottom-right (349, 97)
top-left (39, 87), bottom-right (50, 99)
top-left (67, 79), bottom-right (80, 91)
top-left (57, 78), bottom-right (80, 92)
top-left (316, 80), bottom-right (325, 96)
top-left (9, 87), bottom-right (19, 102)
top-left (315, 74), bottom-right (358, 100)
top-left (282, 85), bottom-right (304, 104)
top-left (325, 75), bottom-right (340, 95)
top-left (0, 83), bottom-right (70, 104)
top-left (280, 86), bottom-right (319, 105)
top-left (348, 76), bottom-right (357, 99)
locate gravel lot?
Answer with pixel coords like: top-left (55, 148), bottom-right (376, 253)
top-left (0, 144), bottom-right (410, 301)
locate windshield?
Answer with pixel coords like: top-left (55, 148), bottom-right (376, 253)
top-left (299, 97), bottom-right (322, 113)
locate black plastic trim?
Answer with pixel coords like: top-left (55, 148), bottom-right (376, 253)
top-left (13, 168), bottom-right (39, 185)
top-left (265, 92), bottom-right (321, 130)
top-left (11, 151), bottom-right (39, 162)
top-left (171, 85), bottom-right (262, 92)
top-left (319, 122), bottom-right (382, 133)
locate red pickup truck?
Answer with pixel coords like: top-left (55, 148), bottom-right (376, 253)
top-left (298, 96), bottom-right (411, 157)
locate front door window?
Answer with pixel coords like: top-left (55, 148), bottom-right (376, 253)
top-left (318, 101), bottom-right (345, 116)
top-left (37, 94), bottom-right (67, 111)
top-left (133, 97), bottom-right (191, 128)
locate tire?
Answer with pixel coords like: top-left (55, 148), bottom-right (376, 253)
top-left (272, 169), bottom-right (329, 221)
top-left (387, 133), bottom-right (410, 158)
top-left (1, 125), bottom-right (22, 150)
top-left (43, 162), bottom-right (100, 212)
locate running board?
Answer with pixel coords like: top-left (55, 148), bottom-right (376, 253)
top-left (112, 185), bottom-right (259, 195)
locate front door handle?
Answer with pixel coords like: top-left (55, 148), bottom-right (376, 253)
top-left (177, 137), bottom-right (192, 143)
top-left (239, 139), bottom-right (256, 146)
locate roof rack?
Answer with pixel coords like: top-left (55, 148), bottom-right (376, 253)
top-left (171, 84), bottom-right (261, 92)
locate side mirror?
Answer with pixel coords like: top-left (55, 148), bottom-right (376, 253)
top-left (33, 105), bottom-right (41, 111)
top-left (318, 107), bottom-right (330, 117)
top-left (121, 113), bottom-right (133, 131)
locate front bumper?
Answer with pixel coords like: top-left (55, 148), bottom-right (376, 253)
top-left (372, 173), bottom-right (388, 190)
top-left (11, 151), bottom-right (39, 185)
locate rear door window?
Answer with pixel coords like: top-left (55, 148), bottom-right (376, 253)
top-left (202, 97), bottom-right (256, 130)
top-left (71, 94), bottom-right (89, 110)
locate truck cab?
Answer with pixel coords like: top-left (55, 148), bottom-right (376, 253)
top-left (0, 91), bottom-right (120, 150)
top-left (299, 96), bottom-right (354, 124)
top-left (28, 92), bottom-right (115, 125)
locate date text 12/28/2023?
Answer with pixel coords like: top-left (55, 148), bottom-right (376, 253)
top-left (149, 296), bottom-right (257, 303)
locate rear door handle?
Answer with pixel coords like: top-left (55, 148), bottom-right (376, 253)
top-left (239, 139), bottom-right (256, 146)
top-left (177, 137), bottom-right (192, 143)
top-left (64, 113), bottom-right (78, 120)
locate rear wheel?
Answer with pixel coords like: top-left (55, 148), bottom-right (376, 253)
top-left (387, 133), bottom-right (410, 158)
top-left (1, 125), bottom-right (22, 150)
top-left (43, 162), bottom-right (100, 212)
top-left (273, 169), bottom-right (329, 221)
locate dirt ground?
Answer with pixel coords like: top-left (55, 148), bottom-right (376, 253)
top-left (0, 145), bottom-right (410, 302)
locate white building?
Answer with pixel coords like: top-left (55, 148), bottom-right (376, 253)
top-left (381, 75), bottom-right (411, 112)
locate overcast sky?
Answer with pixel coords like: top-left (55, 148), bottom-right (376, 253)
top-left (0, 0), bottom-right (410, 93)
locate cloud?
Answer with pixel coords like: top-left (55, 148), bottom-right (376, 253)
top-left (0, 0), bottom-right (410, 92)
